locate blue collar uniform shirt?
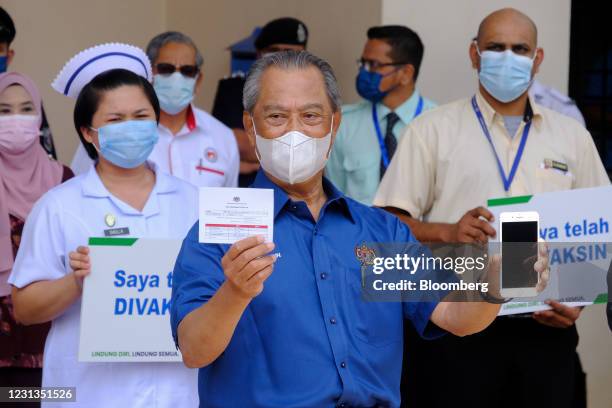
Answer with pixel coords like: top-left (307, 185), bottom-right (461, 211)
top-left (171, 170), bottom-right (445, 408)
top-left (326, 91), bottom-right (436, 205)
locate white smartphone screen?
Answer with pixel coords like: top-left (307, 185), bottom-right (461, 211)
top-left (501, 220), bottom-right (538, 289)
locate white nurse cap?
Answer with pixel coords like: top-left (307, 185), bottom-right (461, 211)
top-left (51, 42), bottom-right (152, 98)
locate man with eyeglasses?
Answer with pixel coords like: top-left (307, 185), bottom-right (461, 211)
top-left (326, 25), bottom-right (436, 205)
top-left (374, 8), bottom-right (610, 408)
top-left (71, 31), bottom-right (239, 188)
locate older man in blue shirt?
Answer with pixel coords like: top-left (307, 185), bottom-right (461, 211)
top-left (170, 50), bottom-right (507, 407)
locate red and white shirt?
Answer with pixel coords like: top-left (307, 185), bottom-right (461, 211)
top-left (149, 105), bottom-right (239, 187)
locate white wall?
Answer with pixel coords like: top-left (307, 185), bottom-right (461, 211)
top-left (3, 0), bottom-right (165, 164)
top-left (382, 0), bottom-right (571, 104)
top-left (166, 0), bottom-right (381, 112)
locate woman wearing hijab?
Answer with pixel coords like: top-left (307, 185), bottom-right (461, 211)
top-left (0, 72), bottom-right (73, 399)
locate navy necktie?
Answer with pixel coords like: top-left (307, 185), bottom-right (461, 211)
top-left (380, 111), bottom-right (400, 179)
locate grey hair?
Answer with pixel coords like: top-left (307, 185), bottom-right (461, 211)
top-left (242, 50), bottom-right (341, 114)
top-left (146, 31), bottom-right (204, 68)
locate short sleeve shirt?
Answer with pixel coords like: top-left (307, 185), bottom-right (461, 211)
top-left (8, 163), bottom-right (200, 408)
top-left (373, 91), bottom-right (610, 223)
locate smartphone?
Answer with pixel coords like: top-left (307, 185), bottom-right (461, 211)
top-left (500, 211), bottom-right (539, 298)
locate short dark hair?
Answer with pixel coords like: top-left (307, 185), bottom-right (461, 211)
top-left (367, 25), bottom-right (424, 81)
top-left (74, 69), bottom-right (160, 160)
top-left (0, 7), bottom-right (16, 45)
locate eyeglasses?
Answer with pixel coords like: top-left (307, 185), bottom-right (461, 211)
top-left (357, 58), bottom-right (408, 72)
top-left (155, 63), bottom-right (199, 78)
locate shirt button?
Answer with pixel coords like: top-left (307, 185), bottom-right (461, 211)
top-left (337, 403), bottom-right (347, 408)
top-left (313, 228), bottom-right (318, 235)
top-left (329, 317), bottom-right (337, 325)
top-left (320, 272), bottom-right (327, 280)
top-left (340, 362), bottom-right (347, 368)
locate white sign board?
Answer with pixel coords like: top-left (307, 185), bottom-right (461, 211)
top-left (79, 238), bottom-right (182, 362)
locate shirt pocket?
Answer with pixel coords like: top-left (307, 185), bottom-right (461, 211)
top-left (342, 153), bottom-right (379, 201)
top-left (342, 266), bottom-right (403, 347)
top-left (535, 167), bottom-right (574, 193)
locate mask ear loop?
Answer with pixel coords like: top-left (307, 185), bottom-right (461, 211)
top-left (473, 40), bottom-right (482, 57)
top-left (251, 117), bottom-right (263, 163)
top-left (526, 47), bottom-right (539, 92)
top-left (86, 126), bottom-right (102, 154)
top-left (473, 41), bottom-right (484, 74)
top-left (325, 115), bottom-right (335, 159)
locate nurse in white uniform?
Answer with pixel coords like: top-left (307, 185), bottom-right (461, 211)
top-left (8, 44), bottom-right (199, 407)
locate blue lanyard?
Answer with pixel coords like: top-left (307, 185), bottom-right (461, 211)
top-left (372, 96), bottom-right (424, 168)
top-left (471, 95), bottom-right (531, 192)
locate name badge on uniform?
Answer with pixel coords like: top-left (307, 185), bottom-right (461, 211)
top-left (542, 159), bottom-right (569, 173)
top-left (104, 227), bottom-right (130, 237)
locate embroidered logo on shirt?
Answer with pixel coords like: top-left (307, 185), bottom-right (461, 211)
top-left (355, 242), bottom-right (377, 288)
top-left (205, 147), bottom-right (218, 163)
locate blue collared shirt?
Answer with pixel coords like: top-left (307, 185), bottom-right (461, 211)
top-left (171, 170), bottom-right (444, 408)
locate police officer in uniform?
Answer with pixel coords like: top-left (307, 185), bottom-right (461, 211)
top-left (212, 17), bottom-right (308, 187)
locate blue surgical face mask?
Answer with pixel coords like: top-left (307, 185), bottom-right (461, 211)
top-left (153, 72), bottom-right (196, 115)
top-left (0, 56), bottom-right (8, 73)
top-left (91, 120), bottom-right (158, 169)
top-left (477, 47), bottom-right (536, 103)
top-left (355, 67), bottom-right (399, 103)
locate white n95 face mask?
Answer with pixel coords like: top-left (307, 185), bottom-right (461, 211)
top-left (254, 117), bottom-right (333, 185)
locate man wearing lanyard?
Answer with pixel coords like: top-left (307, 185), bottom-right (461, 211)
top-left (374, 8), bottom-right (610, 408)
top-left (326, 25), bottom-right (436, 205)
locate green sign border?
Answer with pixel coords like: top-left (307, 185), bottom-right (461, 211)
top-left (594, 293), bottom-right (608, 304)
top-left (88, 237), bottom-right (138, 246)
top-left (488, 195), bottom-right (533, 207)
